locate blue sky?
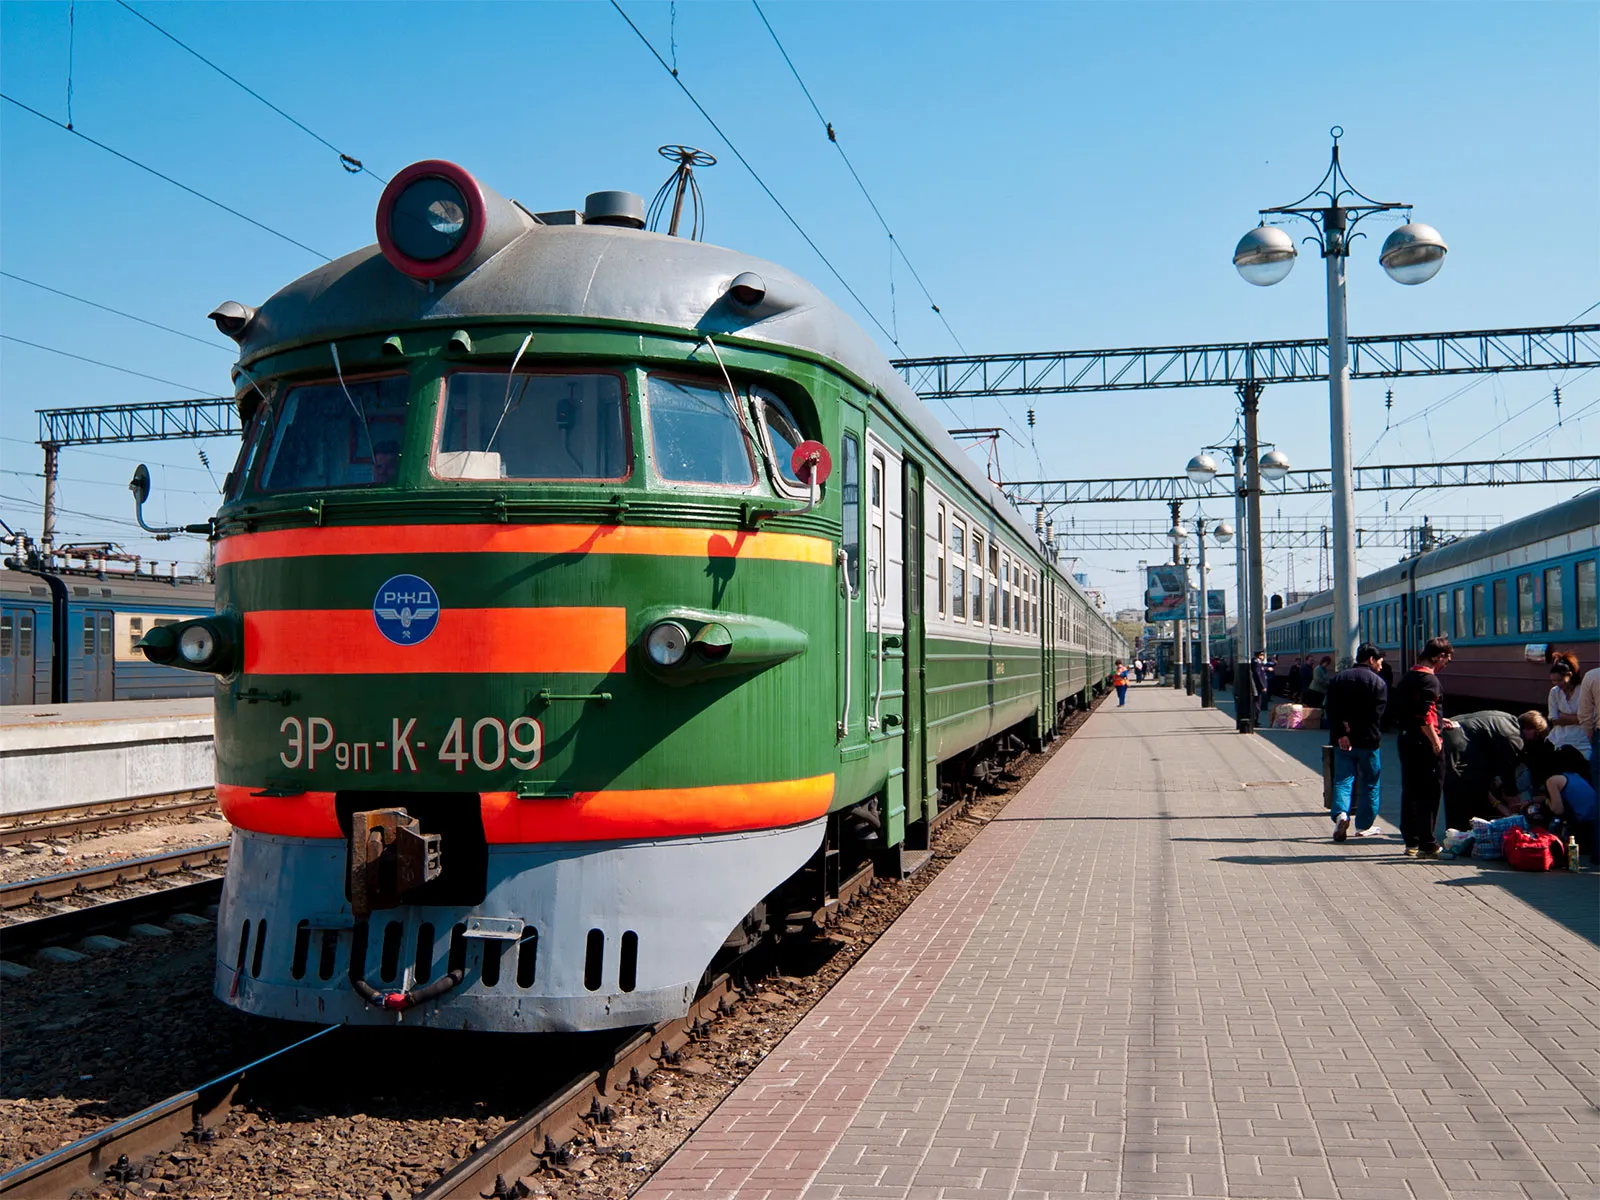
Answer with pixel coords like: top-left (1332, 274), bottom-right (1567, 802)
top-left (2, 0), bottom-right (1595, 609)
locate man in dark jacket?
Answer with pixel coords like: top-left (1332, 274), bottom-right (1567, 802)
top-left (1391, 637), bottom-right (1452, 858)
top-left (1251, 651), bottom-right (1272, 726)
top-left (1442, 710), bottom-right (1524, 827)
top-left (1324, 643), bottom-right (1388, 842)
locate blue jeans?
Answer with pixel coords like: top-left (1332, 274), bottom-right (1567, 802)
top-left (1591, 729), bottom-right (1599, 797)
top-left (1333, 746), bottom-right (1382, 831)
top-left (1116, 684), bottom-right (1128, 705)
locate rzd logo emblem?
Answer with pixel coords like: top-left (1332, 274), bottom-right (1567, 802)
top-left (373, 574), bottom-right (440, 645)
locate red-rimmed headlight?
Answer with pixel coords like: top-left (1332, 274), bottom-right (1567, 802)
top-left (376, 160), bottom-right (487, 279)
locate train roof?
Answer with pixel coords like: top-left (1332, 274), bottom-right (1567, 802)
top-left (235, 220), bottom-right (1049, 553)
top-left (1266, 489), bottom-right (1599, 621)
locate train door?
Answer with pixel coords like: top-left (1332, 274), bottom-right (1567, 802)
top-left (901, 458), bottom-right (928, 841)
top-left (0, 608), bottom-right (16, 704)
top-left (837, 417), bottom-right (869, 764)
top-left (865, 433), bottom-right (906, 847)
top-left (80, 609), bottom-right (113, 701)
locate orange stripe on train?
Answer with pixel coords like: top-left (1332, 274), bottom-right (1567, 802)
top-left (215, 524), bottom-right (833, 566)
top-left (216, 775), bottom-right (834, 843)
top-left (242, 608), bottom-right (627, 675)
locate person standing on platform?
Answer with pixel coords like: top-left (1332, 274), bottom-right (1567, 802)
top-left (1392, 638), bottom-right (1453, 858)
top-left (1288, 657), bottom-right (1305, 702)
top-left (1306, 655), bottom-right (1332, 711)
top-left (1578, 664), bottom-right (1600, 796)
top-left (1251, 651), bottom-right (1271, 725)
top-left (1324, 643), bottom-right (1388, 842)
top-left (1113, 660), bottom-right (1129, 706)
top-left (1546, 653), bottom-right (1590, 760)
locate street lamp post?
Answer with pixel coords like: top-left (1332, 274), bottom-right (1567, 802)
top-left (1235, 126), bottom-right (1447, 668)
top-left (1190, 514), bottom-right (1235, 710)
top-left (1169, 502), bottom-right (1188, 690)
top-left (1188, 447), bottom-right (1285, 728)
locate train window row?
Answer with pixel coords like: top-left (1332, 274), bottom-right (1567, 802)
top-left (929, 496), bottom-right (1041, 638)
top-left (1268, 556), bottom-right (1598, 655)
top-left (232, 368), bottom-right (818, 499)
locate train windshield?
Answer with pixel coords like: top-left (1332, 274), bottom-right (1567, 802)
top-left (750, 386), bottom-right (807, 494)
top-left (646, 376), bottom-right (755, 487)
top-left (435, 371), bottom-right (629, 481)
top-left (257, 376), bottom-right (409, 492)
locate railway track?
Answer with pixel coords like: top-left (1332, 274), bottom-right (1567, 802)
top-left (0, 844), bottom-right (229, 960)
top-left (0, 790), bottom-right (218, 847)
top-left (0, 976), bottom-right (740, 1199)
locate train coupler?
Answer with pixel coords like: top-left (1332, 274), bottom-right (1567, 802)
top-left (348, 807), bottom-right (441, 916)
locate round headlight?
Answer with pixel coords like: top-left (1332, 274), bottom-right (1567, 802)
top-left (645, 622), bottom-right (691, 668)
top-left (390, 177), bottom-right (468, 262)
top-left (178, 624), bottom-right (216, 666)
top-left (375, 160), bottom-right (487, 279)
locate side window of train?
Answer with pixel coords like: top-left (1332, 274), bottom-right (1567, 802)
top-left (0, 614), bottom-right (11, 658)
top-left (645, 376), bottom-right (755, 488)
top-left (934, 502), bottom-right (946, 618)
top-left (749, 387), bottom-right (808, 497)
top-left (1544, 566), bottom-right (1564, 632)
top-left (18, 612), bottom-right (32, 658)
top-left (1578, 559), bottom-right (1598, 630)
top-left (1472, 583), bottom-right (1487, 637)
top-left (1516, 572), bottom-right (1535, 634)
top-left (988, 544), bottom-right (999, 625)
top-left (840, 434), bottom-right (860, 594)
top-left (969, 534), bottom-right (984, 627)
top-left (226, 401), bottom-right (271, 500)
top-left (439, 371), bottom-right (630, 481)
top-left (1493, 578), bottom-right (1510, 636)
top-left (950, 519), bottom-right (966, 620)
top-left (259, 375), bottom-right (409, 492)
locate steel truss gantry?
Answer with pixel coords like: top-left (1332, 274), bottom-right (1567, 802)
top-left (37, 397), bottom-right (237, 446)
top-left (892, 323), bottom-right (1600, 400)
top-left (1054, 515), bottom-right (1495, 552)
top-left (1008, 456), bottom-right (1600, 508)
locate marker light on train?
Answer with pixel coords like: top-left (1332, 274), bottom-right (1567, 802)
top-left (136, 615), bottom-right (237, 676)
top-left (645, 621), bottom-right (691, 668)
top-left (178, 624), bottom-right (217, 665)
top-left (376, 161), bottom-right (487, 279)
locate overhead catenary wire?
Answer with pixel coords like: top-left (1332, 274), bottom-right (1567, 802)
top-left (750, 1), bottom-right (967, 355)
top-left (607, 1), bottom-right (904, 354)
top-left (1, 272), bottom-right (235, 352)
top-left (1, 93), bottom-right (332, 262)
top-left (112, 1), bottom-right (386, 183)
top-left (0, 334), bottom-right (223, 394)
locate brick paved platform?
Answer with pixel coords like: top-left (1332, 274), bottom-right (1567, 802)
top-left (642, 684), bottom-right (1600, 1200)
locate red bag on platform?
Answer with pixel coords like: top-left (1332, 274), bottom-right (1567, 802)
top-left (1503, 827), bottom-right (1562, 871)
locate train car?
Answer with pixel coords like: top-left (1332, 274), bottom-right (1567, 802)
top-left (1265, 492), bottom-right (1598, 710)
top-left (133, 160), bottom-right (1123, 1033)
top-left (0, 564), bottom-right (215, 704)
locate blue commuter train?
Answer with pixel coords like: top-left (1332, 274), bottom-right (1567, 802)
top-left (1265, 492), bottom-right (1599, 711)
top-left (0, 564), bottom-right (216, 703)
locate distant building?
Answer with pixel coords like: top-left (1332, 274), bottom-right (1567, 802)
top-left (1115, 608), bottom-right (1144, 624)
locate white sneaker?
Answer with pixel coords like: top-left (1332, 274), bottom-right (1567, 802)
top-left (1356, 824), bottom-right (1384, 838)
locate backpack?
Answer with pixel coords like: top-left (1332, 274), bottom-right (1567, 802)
top-left (1503, 827), bottom-right (1563, 872)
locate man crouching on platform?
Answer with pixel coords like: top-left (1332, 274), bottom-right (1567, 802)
top-left (1324, 643), bottom-right (1388, 843)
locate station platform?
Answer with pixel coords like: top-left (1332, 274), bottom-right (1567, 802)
top-left (643, 683), bottom-right (1599, 1200)
top-left (0, 698), bottom-right (213, 816)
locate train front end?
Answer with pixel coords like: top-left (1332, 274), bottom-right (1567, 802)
top-left (146, 163), bottom-right (842, 1031)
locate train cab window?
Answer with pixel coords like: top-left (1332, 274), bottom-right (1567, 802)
top-left (259, 375), bottom-right (409, 492)
top-left (1472, 583), bottom-right (1487, 637)
top-left (840, 434), bottom-right (860, 595)
top-left (1544, 566), bottom-right (1564, 632)
top-left (969, 535), bottom-right (984, 627)
top-left (226, 402), bottom-right (271, 500)
top-left (1493, 579), bottom-right (1510, 635)
top-left (950, 521), bottom-right (966, 620)
top-left (646, 377), bottom-right (754, 486)
top-left (1577, 559), bottom-right (1597, 630)
top-left (1516, 573), bottom-right (1535, 634)
top-left (438, 371), bottom-right (629, 481)
top-left (750, 387), bottom-right (808, 496)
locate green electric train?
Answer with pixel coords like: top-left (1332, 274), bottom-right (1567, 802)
top-left (137, 159), bottom-right (1125, 1031)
